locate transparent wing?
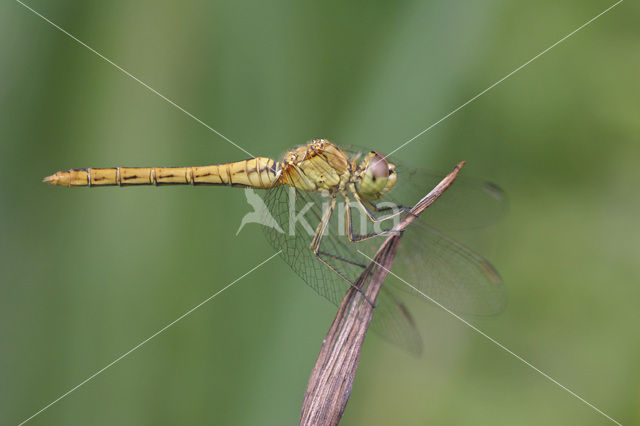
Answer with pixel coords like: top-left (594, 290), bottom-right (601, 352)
top-left (260, 146), bottom-right (507, 353)
top-left (340, 145), bottom-right (508, 231)
top-left (371, 286), bottom-right (423, 355)
top-left (389, 220), bottom-right (507, 315)
top-left (264, 184), bottom-right (350, 306)
top-left (262, 183), bottom-right (424, 354)
top-left (388, 167), bottom-right (507, 232)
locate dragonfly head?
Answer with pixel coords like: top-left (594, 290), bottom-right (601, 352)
top-left (357, 151), bottom-right (397, 200)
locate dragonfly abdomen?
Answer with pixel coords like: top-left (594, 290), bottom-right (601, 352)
top-left (43, 158), bottom-right (279, 188)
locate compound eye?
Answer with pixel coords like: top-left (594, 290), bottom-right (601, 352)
top-left (368, 154), bottom-right (389, 180)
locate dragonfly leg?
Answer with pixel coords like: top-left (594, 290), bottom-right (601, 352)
top-left (366, 199), bottom-right (418, 218)
top-left (317, 250), bottom-right (367, 269)
top-left (366, 199), bottom-right (411, 213)
top-left (309, 194), bottom-right (336, 252)
top-left (344, 195), bottom-right (403, 243)
top-left (315, 252), bottom-right (377, 307)
top-left (310, 195), bottom-right (377, 307)
top-left (349, 184), bottom-right (407, 223)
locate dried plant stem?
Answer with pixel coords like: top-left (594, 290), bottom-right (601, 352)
top-left (299, 161), bottom-right (465, 426)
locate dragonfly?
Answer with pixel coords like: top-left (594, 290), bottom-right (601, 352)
top-left (44, 139), bottom-right (506, 353)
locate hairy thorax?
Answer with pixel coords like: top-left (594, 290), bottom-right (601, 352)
top-left (278, 139), bottom-right (353, 194)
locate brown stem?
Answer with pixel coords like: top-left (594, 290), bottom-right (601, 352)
top-left (299, 161), bottom-right (466, 426)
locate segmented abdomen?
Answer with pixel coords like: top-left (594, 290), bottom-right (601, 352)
top-left (43, 157), bottom-right (279, 188)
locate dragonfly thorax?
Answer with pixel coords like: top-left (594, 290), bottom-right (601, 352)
top-left (278, 139), bottom-right (352, 193)
top-left (275, 140), bottom-right (397, 201)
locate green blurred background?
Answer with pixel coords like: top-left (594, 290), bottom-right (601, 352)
top-left (2, 0), bottom-right (638, 424)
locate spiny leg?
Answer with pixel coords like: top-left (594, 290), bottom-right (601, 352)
top-left (309, 200), bottom-right (369, 274)
top-left (344, 194), bottom-right (404, 243)
top-left (365, 198), bottom-right (413, 214)
top-left (349, 183), bottom-right (408, 223)
top-left (317, 250), bottom-right (367, 269)
top-left (310, 194), bottom-right (376, 306)
top-left (345, 195), bottom-right (390, 242)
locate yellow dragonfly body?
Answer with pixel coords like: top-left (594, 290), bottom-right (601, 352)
top-left (44, 139), bottom-right (393, 197)
top-left (45, 139), bottom-right (505, 353)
